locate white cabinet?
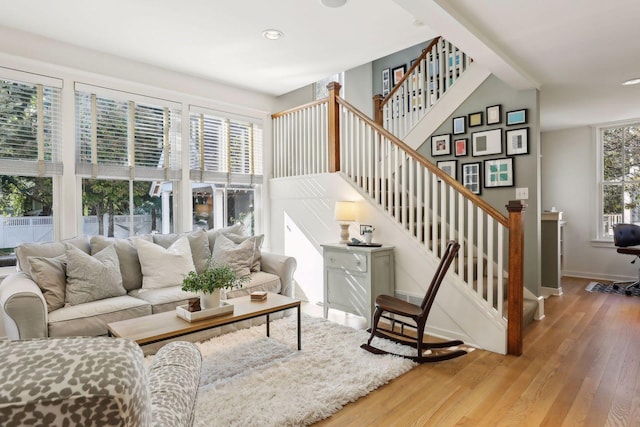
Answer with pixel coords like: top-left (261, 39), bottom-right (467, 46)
top-left (321, 244), bottom-right (395, 326)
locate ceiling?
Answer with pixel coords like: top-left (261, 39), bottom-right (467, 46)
top-left (1, 0), bottom-right (639, 131)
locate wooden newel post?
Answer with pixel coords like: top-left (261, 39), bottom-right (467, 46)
top-left (506, 200), bottom-right (526, 356)
top-left (372, 94), bottom-right (383, 126)
top-left (327, 81), bottom-right (342, 173)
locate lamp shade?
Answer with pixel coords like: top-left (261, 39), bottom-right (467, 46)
top-left (334, 201), bottom-right (356, 222)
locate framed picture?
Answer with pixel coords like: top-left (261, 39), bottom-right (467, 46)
top-left (431, 134), bottom-right (451, 156)
top-left (452, 116), bottom-right (466, 135)
top-left (454, 138), bottom-right (468, 157)
top-left (484, 157), bottom-right (514, 188)
top-left (437, 160), bottom-right (457, 180)
top-left (392, 65), bottom-right (406, 85)
top-left (382, 68), bottom-right (390, 96)
top-left (506, 109), bottom-right (528, 126)
top-left (471, 128), bottom-right (502, 156)
top-left (468, 112), bottom-right (483, 127)
top-left (486, 104), bottom-right (501, 125)
top-left (462, 162), bottom-right (482, 195)
top-left (506, 127), bottom-right (529, 155)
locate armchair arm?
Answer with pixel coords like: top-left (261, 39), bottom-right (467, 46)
top-left (148, 341), bottom-right (202, 427)
top-left (0, 272), bottom-right (48, 339)
top-left (260, 252), bottom-right (297, 298)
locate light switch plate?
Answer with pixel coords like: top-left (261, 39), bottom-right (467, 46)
top-left (515, 187), bottom-right (528, 200)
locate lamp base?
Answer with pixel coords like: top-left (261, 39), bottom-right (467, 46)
top-left (339, 223), bottom-right (350, 244)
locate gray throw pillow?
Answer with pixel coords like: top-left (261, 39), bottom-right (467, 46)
top-left (65, 244), bottom-right (126, 306)
top-left (16, 235), bottom-right (90, 278)
top-left (90, 235), bottom-right (152, 291)
top-left (211, 234), bottom-right (260, 278)
top-left (206, 223), bottom-right (246, 253)
top-left (225, 233), bottom-right (264, 272)
top-left (28, 255), bottom-right (67, 312)
top-left (153, 229), bottom-right (210, 274)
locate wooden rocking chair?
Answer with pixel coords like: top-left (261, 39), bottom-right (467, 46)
top-left (361, 240), bottom-right (467, 363)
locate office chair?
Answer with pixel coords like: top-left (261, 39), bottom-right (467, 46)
top-left (612, 223), bottom-right (640, 295)
top-left (361, 240), bottom-right (467, 363)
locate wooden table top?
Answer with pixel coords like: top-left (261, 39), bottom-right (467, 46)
top-left (107, 292), bottom-right (300, 345)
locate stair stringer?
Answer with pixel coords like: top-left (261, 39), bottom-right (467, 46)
top-left (348, 173), bottom-right (508, 354)
top-left (402, 63), bottom-right (491, 151)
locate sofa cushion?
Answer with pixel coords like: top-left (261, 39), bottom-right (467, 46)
top-left (137, 236), bottom-right (195, 290)
top-left (153, 229), bottom-right (210, 274)
top-left (27, 254), bottom-right (67, 312)
top-left (224, 271), bottom-right (282, 299)
top-left (91, 235), bottom-right (152, 292)
top-left (129, 286), bottom-right (198, 314)
top-left (65, 244), bottom-right (127, 306)
top-left (16, 235), bottom-right (90, 278)
top-left (211, 234), bottom-right (260, 278)
top-left (206, 223), bottom-right (246, 252)
top-left (47, 295), bottom-right (151, 337)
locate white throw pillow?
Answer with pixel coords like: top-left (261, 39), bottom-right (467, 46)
top-left (137, 236), bottom-right (196, 290)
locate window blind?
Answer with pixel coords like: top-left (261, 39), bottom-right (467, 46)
top-left (189, 107), bottom-right (263, 184)
top-left (75, 85), bottom-right (181, 180)
top-left (0, 73), bottom-right (62, 176)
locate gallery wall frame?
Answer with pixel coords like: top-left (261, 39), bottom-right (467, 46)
top-left (486, 104), bottom-right (502, 125)
top-left (471, 128), bottom-right (502, 157)
top-left (437, 160), bottom-right (457, 180)
top-left (392, 65), bottom-right (406, 86)
top-left (506, 127), bottom-right (529, 155)
top-left (468, 111), bottom-right (483, 127)
top-left (452, 116), bottom-right (466, 135)
top-left (461, 162), bottom-right (482, 195)
top-left (506, 109), bottom-right (527, 126)
top-left (382, 68), bottom-right (390, 96)
top-left (454, 138), bottom-right (468, 157)
top-left (484, 157), bottom-right (514, 188)
top-left (431, 134), bottom-right (451, 156)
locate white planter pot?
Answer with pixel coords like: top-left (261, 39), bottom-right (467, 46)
top-left (199, 288), bottom-right (221, 310)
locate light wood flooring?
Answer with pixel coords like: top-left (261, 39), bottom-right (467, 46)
top-left (312, 277), bottom-right (640, 426)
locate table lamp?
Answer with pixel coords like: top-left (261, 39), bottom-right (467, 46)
top-left (334, 201), bottom-right (356, 244)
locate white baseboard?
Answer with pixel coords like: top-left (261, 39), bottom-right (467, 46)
top-left (541, 286), bottom-right (563, 297)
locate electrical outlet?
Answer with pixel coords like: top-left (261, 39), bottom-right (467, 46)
top-left (515, 187), bottom-right (528, 200)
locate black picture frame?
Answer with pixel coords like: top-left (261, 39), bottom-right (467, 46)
top-left (454, 138), bottom-right (468, 157)
top-left (484, 157), bottom-right (514, 188)
top-left (461, 162), bottom-right (482, 195)
top-left (506, 109), bottom-right (528, 126)
top-left (468, 111), bottom-right (483, 127)
top-left (431, 134), bottom-right (451, 156)
top-left (506, 127), bottom-right (529, 155)
top-left (452, 116), bottom-right (466, 135)
top-left (437, 160), bottom-right (457, 180)
top-left (382, 68), bottom-right (390, 96)
top-left (471, 128), bottom-right (502, 157)
top-left (392, 65), bottom-right (406, 86)
top-left (486, 104), bottom-right (502, 125)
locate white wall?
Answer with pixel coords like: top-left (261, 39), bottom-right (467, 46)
top-left (541, 127), bottom-right (633, 281)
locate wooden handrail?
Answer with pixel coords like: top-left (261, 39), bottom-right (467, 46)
top-left (271, 98), bottom-right (327, 119)
top-left (379, 37), bottom-right (441, 108)
top-left (336, 95), bottom-right (508, 227)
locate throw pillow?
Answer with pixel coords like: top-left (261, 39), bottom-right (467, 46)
top-left (136, 236), bottom-right (196, 290)
top-left (153, 229), bottom-right (210, 274)
top-left (28, 255), bottom-right (67, 312)
top-left (211, 234), bottom-right (260, 278)
top-left (16, 235), bottom-right (90, 278)
top-left (225, 233), bottom-right (265, 272)
top-left (90, 235), bottom-right (152, 291)
top-left (65, 244), bottom-right (126, 306)
top-left (206, 223), bottom-right (246, 252)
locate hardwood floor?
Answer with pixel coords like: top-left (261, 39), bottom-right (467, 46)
top-left (313, 277), bottom-right (640, 426)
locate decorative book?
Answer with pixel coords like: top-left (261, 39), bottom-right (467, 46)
top-left (251, 291), bottom-right (267, 301)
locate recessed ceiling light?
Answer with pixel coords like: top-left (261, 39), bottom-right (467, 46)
top-left (622, 78), bottom-right (640, 86)
top-left (321, 0), bottom-right (347, 8)
top-left (262, 29), bottom-right (284, 40)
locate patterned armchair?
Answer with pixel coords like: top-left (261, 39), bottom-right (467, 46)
top-left (0, 337), bottom-right (201, 427)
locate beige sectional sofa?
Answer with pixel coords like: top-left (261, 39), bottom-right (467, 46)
top-left (0, 224), bottom-right (296, 340)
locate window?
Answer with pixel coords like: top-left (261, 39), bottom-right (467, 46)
top-left (75, 84), bottom-right (182, 236)
top-left (599, 122), bottom-right (640, 238)
top-left (189, 107), bottom-right (262, 233)
top-left (0, 70), bottom-right (61, 251)
top-left (314, 72), bottom-right (344, 100)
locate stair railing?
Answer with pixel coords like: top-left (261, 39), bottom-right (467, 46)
top-left (272, 82), bottom-right (525, 356)
top-left (373, 37), bottom-right (471, 140)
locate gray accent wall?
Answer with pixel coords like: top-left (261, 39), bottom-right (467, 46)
top-left (416, 75), bottom-right (541, 295)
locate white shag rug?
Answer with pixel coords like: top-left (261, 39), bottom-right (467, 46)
top-left (190, 314), bottom-right (417, 427)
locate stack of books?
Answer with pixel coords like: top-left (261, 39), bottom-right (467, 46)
top-left (250, 291), bottom-right (267, 301)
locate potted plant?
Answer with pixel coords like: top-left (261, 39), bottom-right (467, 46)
top-left (181, 261), bottom-right (249, 310)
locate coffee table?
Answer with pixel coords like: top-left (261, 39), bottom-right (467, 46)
top-left (107, 292), bottom-right (302, 350)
